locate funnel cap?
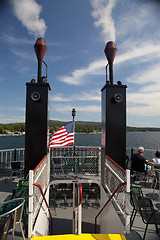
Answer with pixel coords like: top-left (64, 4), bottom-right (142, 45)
top-left (34, 38), bottom-right (47, 62)
top-left (104, 41), bottom-right (117, 64)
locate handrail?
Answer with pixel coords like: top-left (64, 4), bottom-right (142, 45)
top-left (76, 184), bottom-right (82, 207)
top-left (50, 148), bottom-right (100, 152)
top-left (95, 182), bottom-right (126, 233)
top-left (33, 183), bottom-right (53, 234)
top-left (106, 154), bottom-right (126, 173)
top-left (0, 148), bottom-right (25, 152)
top-left (33, 155), bottom-right (46, 173)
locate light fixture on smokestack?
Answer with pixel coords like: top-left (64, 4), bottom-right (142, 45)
top-left (104, 41), bottom-right (117, 85)
top-left (34, 38), bottom-right (47, 83)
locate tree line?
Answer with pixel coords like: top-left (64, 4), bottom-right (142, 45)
top-left (49, 120), bottom-right (101, 134)
top-left (0, 121), bottom-right (160, 134)
top-left (0, 123), bottom-right (25, 134)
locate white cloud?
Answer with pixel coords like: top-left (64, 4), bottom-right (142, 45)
top-left (7, 106), bottom-right (25, 111)
top-left (58, 58), bottom-right (105, 85)
top-left (11, 48), bottom-right (32, 60)
top-left (116, 2), bottom-right (152, 40)
top-left (10, 0), bottom-right (47, 37)
top-left (90, 0), bottom-right (117, 42)
top-left (115, 42), bottom-right (160, 65)
top-left (77, 105), bottom-right (100, 112)
top-left (51, 90), bottom-right (100, 102)
top-left (59, 41), bottom-right (160, 86)
top-left (52, 104), bottom-right (100, 113)
top-left (127, 91), bottom-right (160, 117)
top-left (0, 116), bottom-right (25, 124)
top-left (126, 63), bottom-right (160, 87)
top-left (1, 33), bottom-right (33, 45)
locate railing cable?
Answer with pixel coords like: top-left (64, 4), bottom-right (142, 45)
top-left (33, 183), bottom-right (53, 234)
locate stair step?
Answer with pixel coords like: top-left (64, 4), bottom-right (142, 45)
top-left (31, 233), bottom-right (126, 240)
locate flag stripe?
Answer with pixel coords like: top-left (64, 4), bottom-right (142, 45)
top-left (51, 133), bottom-right (67, 141)
top-left (49, 121), bottom-right (74, 148)
top-left (50, 134), bottom-right (74, 144)
top-left (50, 135), bottom-right (74, 145)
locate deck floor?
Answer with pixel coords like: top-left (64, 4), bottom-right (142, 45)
top-left (0, 176), bottom-right (160, 240)
top-left (51, 206), bottom-right (100, 235)
top-left (126, 178), bottom-right (160, 240)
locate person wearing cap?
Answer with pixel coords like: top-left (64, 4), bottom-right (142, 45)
top-left (131, 146), bottom-right (148, 181)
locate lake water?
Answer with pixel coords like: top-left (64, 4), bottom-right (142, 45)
top-left (0, 132), bottom-right (160, 150)
top-left (0, 132), bottom-right (160, 161)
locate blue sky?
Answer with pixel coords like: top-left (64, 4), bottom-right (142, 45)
top-left (0, 0), bottom-right (160, 127)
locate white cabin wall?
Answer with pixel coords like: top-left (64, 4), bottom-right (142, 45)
top-left (99, 186), bottom-right (124, 234)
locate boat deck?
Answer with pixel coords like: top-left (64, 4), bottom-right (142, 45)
top-left (126, 178), bottom-right (160, 240)
top-left (0, 176), bottom-right (160, 240)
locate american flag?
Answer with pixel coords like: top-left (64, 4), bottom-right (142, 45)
top-left (49, 121), bottom-right (74, 148)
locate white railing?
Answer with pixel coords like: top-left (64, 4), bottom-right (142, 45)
top-left (28, 154), bottom-right (50, 238)
top-left (0, 145), bottom-right (154, 236)
top-left (50, 146), bottom-right (101, 180)
top-left (0, 148), bottom-right (25, 168)
top-left (0, 146), bottom-right (158, 171)
top-left (101, 153), bottom-right (130, 234)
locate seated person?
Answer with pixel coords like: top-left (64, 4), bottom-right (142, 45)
top-left (131, 146), bottom-right (148, 181)
top-left (150, 150), bottom-right (160, 167)
top-left (148, 151), bottom-right (160, 176)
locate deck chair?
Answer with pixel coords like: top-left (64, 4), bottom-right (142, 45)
top-left (0, 214), bottom-right (12, 240)
top-left (0, 198), bottom-right (25, 240)
top-left (88, 192), bottom-right (100, 208)
top-left (130, 186), bottom-right (143, 229)
top-left (0, 162), bottom-right (12, 181)
top-left (131, 192), bottom-right (160, 240)
top-left (51, 157), bottom-right (65, 175)
top-left (11, 161), bottom-right (24, 178)
top-left (153, 169), bottom-right (160, 193)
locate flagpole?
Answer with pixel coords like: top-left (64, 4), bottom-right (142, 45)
top-left (72, 108), bottom-right (76, 152)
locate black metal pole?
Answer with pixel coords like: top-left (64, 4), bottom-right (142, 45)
top-left (14, 149), bottom-right (16, 162)
top-left (109, 63), bottom-right (113, 84)
top-left (72, 108), bottom-right (76, 153)
top-left (106, 65), bottom-right (108, 83)
top-left (73, 115), bottom-right (75, 152)
top-left (38, 59), bottom-right (42, 83)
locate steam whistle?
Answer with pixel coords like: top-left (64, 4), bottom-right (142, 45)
top-left (104, 41), bottom-right (117, 85)
top-left (34, 38), bottom-right (47, 83)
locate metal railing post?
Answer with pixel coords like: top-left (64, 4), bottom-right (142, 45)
top-left (28, 170), bottom-right (34, 238)
top-left (125, 169), bottom-right (130, 234)
top-left (72, 182), bottom-right (76, 234)
top-left (78, 184), bottom-right (82, 235)
top-left (14, 149), bottom-right (16, 161)
top-left (98, 147), bottom-right (101, 182)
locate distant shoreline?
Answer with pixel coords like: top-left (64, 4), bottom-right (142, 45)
top-left (1, 120), bottom-right (160, 135)
top-left (1, 130), bottom-right (160, 137)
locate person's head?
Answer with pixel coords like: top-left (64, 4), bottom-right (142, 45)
top-left (138, 146), bottom-right (144, 154)
top-left (155, 151), bottom-right (160, 158)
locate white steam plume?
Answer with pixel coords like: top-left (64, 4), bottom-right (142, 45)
top-left (90, 0), bottom-right (117, 42)
top-left (10, 0), bottom-right (47, 37)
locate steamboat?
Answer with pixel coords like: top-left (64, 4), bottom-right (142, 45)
top-left (0, 39), bottom-right (160, 240)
